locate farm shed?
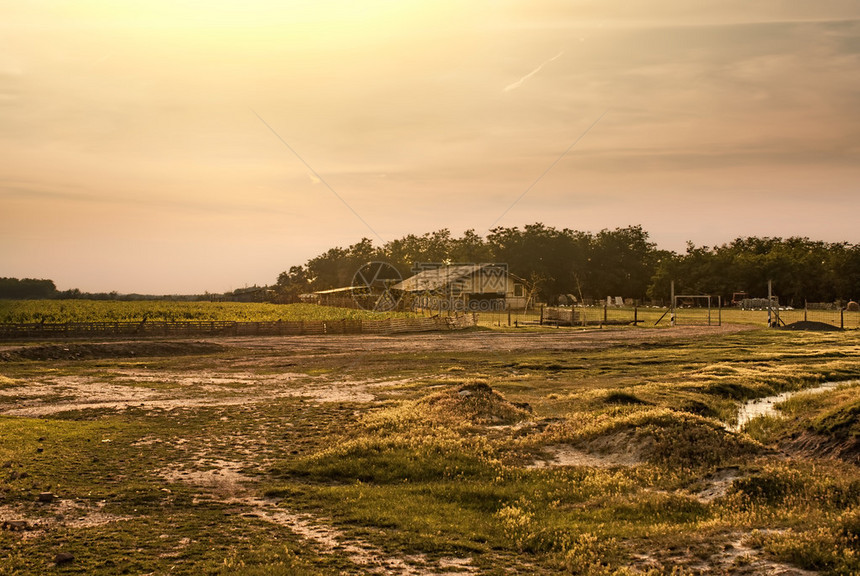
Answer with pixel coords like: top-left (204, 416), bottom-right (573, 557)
top-left (300, 286), bottom-right (360, 308)
top-left (393, 264), bottom-right (529, 311)
top-left (230, 286), bottom-right (274, 303)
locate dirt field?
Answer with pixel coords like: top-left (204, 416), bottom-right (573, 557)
top-left (1, 325), bottom-right (858, 575)
top-left (220, 323), bottom-right (757, 353)
top-left (0, 326), bottom-right (756, 420)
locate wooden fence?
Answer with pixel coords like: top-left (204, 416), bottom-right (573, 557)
top-left (0, 314), bottom-right (478, 340)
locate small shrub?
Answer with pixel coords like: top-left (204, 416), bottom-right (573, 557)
top-left (839, 507), bottom-right (860, 541)
top-left (561, 533), bottom-right (623, 575)
top-left (731, 470), bottom-right (806, 506)
top-left (603, 392), bottom-right (649, 406)
top-left (759, 528), bottom-right (859, 573)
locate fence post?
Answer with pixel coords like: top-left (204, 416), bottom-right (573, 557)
top-left (603, 303), bottom-right (608, 324)
top-left (718, 296), bottom-right (722, 326)
top-left (842, 308), bottom-right (845, 329)
top-left (540, 305), bottom-right (544, 326)
top-left (508, 310), bottom-right (511, 327)
top-left (634, 306), bottom-right (638, 325)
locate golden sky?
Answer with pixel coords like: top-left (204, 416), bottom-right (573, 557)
top-left (2, 1), bottom-right (860, 293)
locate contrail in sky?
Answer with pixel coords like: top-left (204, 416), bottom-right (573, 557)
top-left (504, 51), bottom-right (564, 92)
top-left (251, 108), bottom-right (385, 244)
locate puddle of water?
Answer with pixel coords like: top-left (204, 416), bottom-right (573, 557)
top-left (733, 380), bottom-right (857, 431)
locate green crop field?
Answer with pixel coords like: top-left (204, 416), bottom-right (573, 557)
top-left (0, 300), bottom-right (418, 324)
top-left (1, 326), bottom-right (859, 574)
top-left (3, 300), bottom-right (857, 332)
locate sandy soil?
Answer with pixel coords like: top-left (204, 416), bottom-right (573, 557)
top-left (0, 326), bottom-right (756, 418)
top-left (0, 325), bottom-right (757, 361)
top-left (216, 324), bottom-right (757, 355)
top-left (0, 499), bottom-right (131, 540)
top-left (528, 444), bottom-right (643, 468)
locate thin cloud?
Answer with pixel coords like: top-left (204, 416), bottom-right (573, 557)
top-left (504, 51), bottom-right (564, 92)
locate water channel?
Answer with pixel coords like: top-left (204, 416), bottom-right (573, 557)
top-left (732, 379), bottom-right (858, 431)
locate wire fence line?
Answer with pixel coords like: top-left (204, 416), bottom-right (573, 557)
top-left (475, 306), bottom-right (860, 330)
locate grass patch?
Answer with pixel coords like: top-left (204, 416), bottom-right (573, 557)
top-left (1, 328), bottom-right (860, 574)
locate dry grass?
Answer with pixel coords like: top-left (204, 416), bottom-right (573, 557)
top-left (0, 328), bottom-right (859, 574)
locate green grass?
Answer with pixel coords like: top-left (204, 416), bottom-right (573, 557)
top-left (1, 329), bottom-right (859, 573)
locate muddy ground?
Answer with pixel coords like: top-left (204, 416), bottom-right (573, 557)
top-left (0, 323), bottom-right (755, 358)
top-left (0, 325), bottom-right (857, 575)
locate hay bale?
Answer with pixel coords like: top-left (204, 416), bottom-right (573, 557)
top-left (847, 301), bottom-right (859, 312)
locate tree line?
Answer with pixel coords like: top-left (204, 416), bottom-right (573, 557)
top-left (0, 278), bottom-right (58, 300)
top-left (0, 278), bottom-right (219, 302)
top-left (276, 225), bottom-right (860, 306)
top-left (4, 226), bottom-right (857, 306)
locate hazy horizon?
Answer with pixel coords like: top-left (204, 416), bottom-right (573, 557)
top-left (3, 1), bottom-right (859, 294)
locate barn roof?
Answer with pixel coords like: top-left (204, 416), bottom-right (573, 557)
top-left (312, 286), bottom-right (360, 295)
top-left (392, 264), bottom-right (487, 292)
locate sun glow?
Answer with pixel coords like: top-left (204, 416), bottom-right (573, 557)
top-left (3, 0), bottom-right (859, 293)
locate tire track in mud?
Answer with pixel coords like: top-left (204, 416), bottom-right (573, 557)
top-left (162, 458), bottom-right (477, 576)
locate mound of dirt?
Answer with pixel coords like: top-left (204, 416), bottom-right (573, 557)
top-left (580, 429), bottom-right (654, 465)
top-left (418, 382), bottom-right (532, 426)
top-left (0, 341), bottom-right (226, 361)
top-left (530, 440), bottom-right (645, 469)
top-left (580, 410), bottom-right (762, 468)
top-left (780, 321), bottom-right (842, 332)
top-left (781, 432), bottom-right (860, 465)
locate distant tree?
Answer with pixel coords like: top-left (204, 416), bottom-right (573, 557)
top-left (0, 278), bottom-right (58, 299)
top-left (586, 226), bottom-right (656, 301)
top-left (382, 230), bottom-right (454, 276)
top-left (275, 265), bottom-right (311, 302)
top-left (449, 229), bottom-right (492, 264)
top-left (275, 227), bottom-right (857, 307)
top-left (832, 244), bottom-right (860, 302)
top-left (646, 237), bottom-right (859, 306)
top-left (58, 288), bottom-right (82, 299)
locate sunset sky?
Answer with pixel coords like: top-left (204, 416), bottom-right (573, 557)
top-left (2, 1), bottom-right (859, 294)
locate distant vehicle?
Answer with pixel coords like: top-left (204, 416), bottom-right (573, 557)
top-left (732, 292), bottom-right (749, 306)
